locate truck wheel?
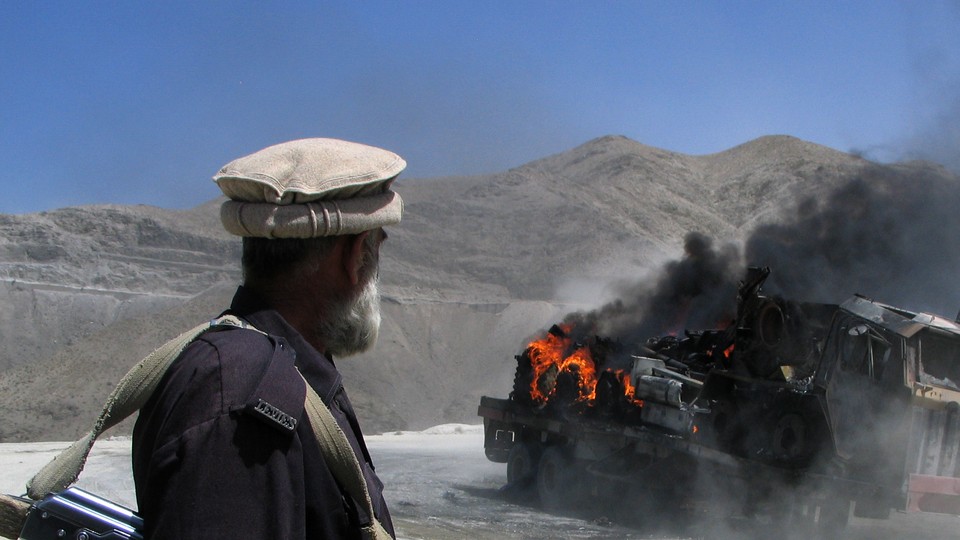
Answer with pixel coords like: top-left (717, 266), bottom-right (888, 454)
top-left (507, 441), bottom-right (540, 487)
top-left (711, 401), bottom-right (746, 456)
top-left (853, 498), bottom-right (890, 519)
top-left (537, 446), bottom-right (578, 511)
top-left (815, 498), bottom-right (850, 534)
top-left (771, 413), bottom-right (808, 465)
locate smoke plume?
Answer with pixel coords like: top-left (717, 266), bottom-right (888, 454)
top-left (562, 233), bottom-right (740, 343)
top-left (748, 164), bottom-right (960, 315)
top-left (562, 162), bottom-right (960, 343)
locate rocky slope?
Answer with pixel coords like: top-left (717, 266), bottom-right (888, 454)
top-left (1, 134), bottom-right (954, 441)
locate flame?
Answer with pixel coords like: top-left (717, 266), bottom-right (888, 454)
top-left (618, 372), bottom-right (644, 407)
top-left (621, 372), bottom-right (636, 397)
top-left (527, 325), bottom-right (597, 403)
top-left (526, 324), bottom-right (641, 408)
top-left (723, 344), bottom-right (735, 359)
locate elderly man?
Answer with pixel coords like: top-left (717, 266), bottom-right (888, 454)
top-left (132, 139), bottom-right (403, 539)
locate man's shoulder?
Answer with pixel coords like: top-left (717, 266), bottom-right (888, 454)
top-left (188, 325), bottom-right (277, 368)
top-left (159, 326), bottom-right (275, 396)
top-left (158, 327), bottom-right (280, 405)
top-left (142, 325), bottom-right (304, 437)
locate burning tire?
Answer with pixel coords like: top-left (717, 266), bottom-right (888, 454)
top-left (511, 351), bottom-right (535, 407)
top-left (506, 441), bottom-right (541, 487)
top-left (537, 445), bottom-right (580, 511)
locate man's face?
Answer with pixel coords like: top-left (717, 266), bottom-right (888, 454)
top-left (319, 230), bottom-right (385, 357)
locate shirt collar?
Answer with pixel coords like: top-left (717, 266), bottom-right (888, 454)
top-left (228, 285), bottom-right (344, 404)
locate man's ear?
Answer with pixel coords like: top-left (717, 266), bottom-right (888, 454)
top-left (343, 231), bottom-right (370, 286)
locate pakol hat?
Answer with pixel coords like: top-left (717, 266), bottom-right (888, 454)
top-left (214, 138), bottom-right (405, 238)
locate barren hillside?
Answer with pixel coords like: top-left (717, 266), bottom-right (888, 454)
top-left (1, 134), bottom-right (954, 441)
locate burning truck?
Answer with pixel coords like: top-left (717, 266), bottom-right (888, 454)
top-left (478, 267), bottom-right (960, 531)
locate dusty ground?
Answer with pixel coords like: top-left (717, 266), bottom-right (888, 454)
top-left (2, 427), bottom-right (958, 540)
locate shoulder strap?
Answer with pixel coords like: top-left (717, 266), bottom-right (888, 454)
top-left (301, 374), bottom-right (393, 540)
top-left (26, 315), bottom-right (252, 499)
top-left (18, 315), bottom-right (392, 539)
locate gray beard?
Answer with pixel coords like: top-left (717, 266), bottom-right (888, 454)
top-left (320, 275), bottom-right (382, 357)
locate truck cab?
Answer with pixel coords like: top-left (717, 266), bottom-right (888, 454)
top-left (818, 296), bottom-right (960, 515)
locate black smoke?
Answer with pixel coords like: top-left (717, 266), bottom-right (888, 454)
top-left (563, 162), bottom-right (960, 343)
top-left (562, 232), bottom-right (741, 343)
top-left (748, 164), bottom-right (960, 315)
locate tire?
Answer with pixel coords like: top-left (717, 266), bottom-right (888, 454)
top-left (815, 498), bottom-right (850, 535)
top-left (537, 446), bottom-right (578, 511)
top-left (771, 413), bottom-right (809, 464)
top-left (853, 498), bottom-right (891, 519)
top-left (769, 406), bottom-right (825, 468)
top-left (506, 441), bottom-right (540, 487)
top-left (511, 351), bottom-right (535, 406)
top-left (711, 400), bottom-right (745, 456)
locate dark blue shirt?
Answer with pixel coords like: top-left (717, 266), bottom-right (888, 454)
top-left (133, 286), bottom-right (394, 539)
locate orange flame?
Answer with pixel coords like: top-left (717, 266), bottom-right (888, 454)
top-left (527, 325), bottom-right (598, 403)
top-left (526, 325), bottom-right (641, 408)
top-left (618, 371), bottom-right (644, 407)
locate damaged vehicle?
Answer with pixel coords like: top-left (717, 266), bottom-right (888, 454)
top-left (478, 267), bottom-right (960, 531)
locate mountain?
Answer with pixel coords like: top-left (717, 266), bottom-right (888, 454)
top-left (0, 134), bottom-right (952, 441)
top-left (388, 135), bottom-right (867, 301)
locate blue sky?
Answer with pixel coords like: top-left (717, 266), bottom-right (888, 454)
top-left (2, 1), bottom-right (959, 214)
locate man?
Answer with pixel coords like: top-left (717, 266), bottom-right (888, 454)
top-left (133, 138), bottom-right (404, 539)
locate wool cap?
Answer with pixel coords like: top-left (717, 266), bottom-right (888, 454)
top-left (214, 138), bottom-right (405, 238)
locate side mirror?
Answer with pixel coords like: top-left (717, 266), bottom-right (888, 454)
top-left (848, 324), bottom-right (870, 337)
